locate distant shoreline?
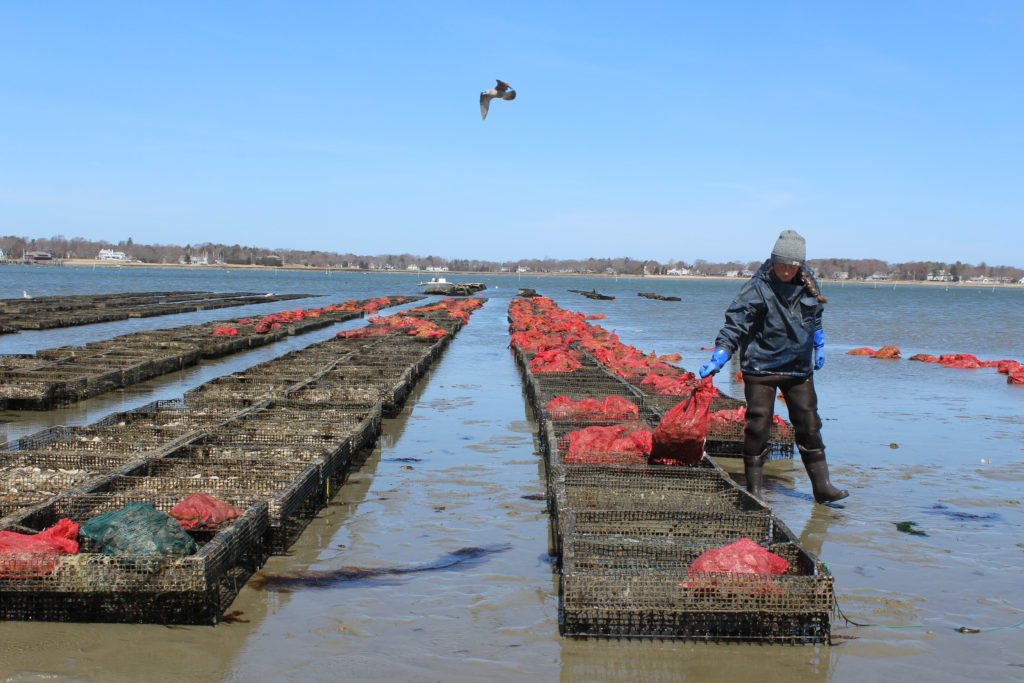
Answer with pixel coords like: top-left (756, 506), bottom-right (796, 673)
top-left (39, 258), bottom-right (1024, 289)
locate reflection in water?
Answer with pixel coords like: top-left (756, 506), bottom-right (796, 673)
top-left (251, 544), bottom-right (511, 591)
top-left (798, 502), bottom-right (841, 559)
top-left (558, 635), bottom-right (837, 682)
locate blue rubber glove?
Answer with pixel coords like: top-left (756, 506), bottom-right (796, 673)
top-left (813, 329), bottom-right (825, 370)
top-left (698, 348), bottom-right (730, 378)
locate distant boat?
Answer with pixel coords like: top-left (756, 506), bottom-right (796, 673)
top-left (417, 277), bottom-right (487, 296)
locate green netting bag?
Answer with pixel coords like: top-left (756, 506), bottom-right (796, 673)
top-left (80, 502), bottom-right (199, 556)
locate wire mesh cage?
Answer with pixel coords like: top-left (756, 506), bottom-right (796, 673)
top-left (560, 507), bottom-right (777, 546)
top-left (183, 376), bottom-right (297, 406)
top-left (285, 383), bottom-right (389, 407)
top-left (0, 465), bottom-right (103, 517)
top-left (89, 407), bottom-right (222, 436)
top-left (552, 471), bottom-right (765, 514)
top-left (3, 426), bottom-right (167, 458)
top-left (558, 563), bottom-right (834, 642)
top-left (0, 500), bottom-right (269, 624)
top-left (548, 465), bottom-right (770, 553)
top-left (558, 512), bottom-right (831, 643)
top-left (134, 455), bottom-right (312, 482)
top-left (703, 422), bottom-right (796, 458)
top-left (641, 392), bottom-right (746, 413)
top-left (95, 466), bottom-right (322, 533)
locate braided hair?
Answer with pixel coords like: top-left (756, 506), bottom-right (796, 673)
top-left (799, 267), bottom-right (828, 304)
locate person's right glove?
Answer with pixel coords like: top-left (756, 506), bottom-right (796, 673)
top-left (698, 348), bottom-right (730, 378)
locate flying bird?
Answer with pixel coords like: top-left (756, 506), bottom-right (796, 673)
top-left (480, 79), bottom-right (516, 120)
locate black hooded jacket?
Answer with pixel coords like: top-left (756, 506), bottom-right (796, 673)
top-left (713, 260), bottom-right (824, 377)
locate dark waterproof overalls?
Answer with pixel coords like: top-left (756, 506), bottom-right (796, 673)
top-left (713, 260), bottom-right (825, 459)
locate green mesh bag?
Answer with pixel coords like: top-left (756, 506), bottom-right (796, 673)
top-left (80, 502), bottom-right (198, 556)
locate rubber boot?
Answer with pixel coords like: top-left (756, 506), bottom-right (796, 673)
top-left (743, 449), bottom-right (768, 501)
top-left (799, 447), bottom-right (849, 503)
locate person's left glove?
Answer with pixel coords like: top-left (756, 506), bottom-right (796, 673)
top-left (813, 329), bottom-right (825, 370)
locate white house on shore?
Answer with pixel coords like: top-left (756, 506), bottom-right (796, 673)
top-left (927, 270), bottom-right (953, 282)
top-left (97, 249), bottom-right (128, 261)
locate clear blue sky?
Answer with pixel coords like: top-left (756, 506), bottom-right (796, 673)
top-left (1, 2), bottom-right (1021, 266)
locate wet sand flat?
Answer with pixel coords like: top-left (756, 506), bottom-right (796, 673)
top-left (1, 270), bottom-right (1023, 682)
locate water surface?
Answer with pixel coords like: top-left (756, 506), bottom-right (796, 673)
top-left (0, 267), bottom-right (1022, 682)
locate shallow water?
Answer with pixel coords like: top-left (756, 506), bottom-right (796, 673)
top-left (1, 267), bottom-right (1023, 682)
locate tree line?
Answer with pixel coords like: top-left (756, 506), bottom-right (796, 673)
top-left (2, 234), bottom-right (1021, 283)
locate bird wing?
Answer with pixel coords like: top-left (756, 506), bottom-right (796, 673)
top-left (480, 92), bottom-right (492, 120)
top-left (495, 79), bottom-right (511, 92)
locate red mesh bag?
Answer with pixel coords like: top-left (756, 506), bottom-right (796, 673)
top-left (0, 518), bottom-right (80, 577)
top-left (170, 493), bottom-right (244, 531)
top-left (1008, 366), bottom-right (1024, 385)
top-left (573, 398), bottom-right (606, 415)
top-left (545, 395), bottom-right (638, 421)
top-left (544, 396), bottom-right (577, 419)
top-left (688, 537), bottom-right (789, 575)
top-left (938, 353), bottom-right (982, 369)
top-left (601, 395), bottom-right (639, 420)
top-left (709, 407), bottom-right (745, 424)
top-left (530, 350), bottom-right (582, 374)
top-left (336, 327), bottom-right (388, 339)
top-left (683, 537), bottom-right (790, 593)
top-left (639, 372), bottom-right (710, 396)
top-left (564, 424), bottom-right (652, 465)
top-left (982, 359), bottom-right (1018, 372)
top-left (873, 345), bottom-right (901, 359)
top-left (212, 326), bottom-right (238, 336)
top-left (254, 315), bottom-right (277, 334)
top-left (649, 377), bottom-right (716, 466)
top-left (510, 331), bottom-right (559, 351)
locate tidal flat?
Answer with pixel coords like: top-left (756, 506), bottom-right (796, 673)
top-left (0, 266), bottom-right (1022, 682)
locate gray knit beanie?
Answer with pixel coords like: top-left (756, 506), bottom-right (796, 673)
top-left (770, 230), bottom-right (805, 265)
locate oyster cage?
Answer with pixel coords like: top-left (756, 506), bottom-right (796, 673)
top-left (558, 509), bottom-right (833, 643)
top-left (0, 500), bottom-right (269, 625)
top-left (558, 566), bottom-right (833, 643)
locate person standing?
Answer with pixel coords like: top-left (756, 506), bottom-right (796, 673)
top-left (698, 230), bottom-right (848, 504)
